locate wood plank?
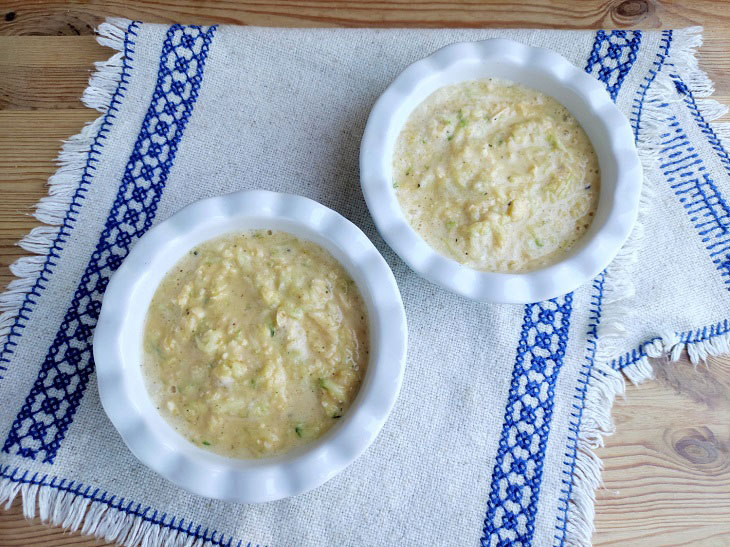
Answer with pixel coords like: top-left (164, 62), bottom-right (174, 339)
top-left (0, 36), bottom-right (107, 66)
top-left (1, 0), bottom-right (730, 34)
top-left (702, 29), bottom-right (730, 97)
top-left (0, 497), bottom-right (111, 546)
top-left (0, 27), bottom-right (727, 117)
top-left (0, 111), bottom-right (96, 284)
top-left (595, 357), bottom-right (730, 546)
top-left (0, 37), bottom-right (108, 110)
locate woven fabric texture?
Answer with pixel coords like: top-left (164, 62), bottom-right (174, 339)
top-left (0, 21), bottom-right (727, 547)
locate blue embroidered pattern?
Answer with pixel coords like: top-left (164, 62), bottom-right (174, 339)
top-left (482, 30), bottom-right (643, 547)
top-left (0, 22), bottom-right (140, 382)
top-left (630, 30), bottom-right (671, 141)
top-left (667, 74), bottom-right (730, 287)
top-left (553, 275), bottom-right (604, 545)
top-left (611, 30), bottom-right (730, 371)
top-left (550, 31), bottom-right (645, 544)
top-left (612, 319), bottom-right (730, 372)
top-left (584, 30), bottom-right (642, 101)
top-left (673, 74), bottom-right (730, 177)
top-left (632, 32), bottom-right (730, 292)
top-left (3, 24), bottom-right (217, 463)
top-left (481, 296), bottom-right (573, 546)
top-left (659, 114), bottom-right (730, 288)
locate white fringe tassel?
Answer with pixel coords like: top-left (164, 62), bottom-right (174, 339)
top-left (1, 22), bottom-right (728, 547)
top-left (562, 26), bottom-right (730, 546)
top-left (0, 16), bottom-right (213, 547)
top-left (0, 17), bottom-right (132, 348)
top-left (0, 477), bottom-right (214, 547)
top-left (0, 17), bottom-right (236, 547)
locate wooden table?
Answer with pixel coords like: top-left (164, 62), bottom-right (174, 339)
top-left (1, 1), bottom-right (729, 545)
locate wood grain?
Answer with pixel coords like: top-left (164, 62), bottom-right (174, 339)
top-left (595, 357), bottom-right (730, 547)
top-left (0, 499), bottom-right (111, 546)
top-left (0, 110), bottom-right (96, 281)
top-left (1, 0), bottom-right (730, 33)
top-left (0, 1), bottom-right (729, 545)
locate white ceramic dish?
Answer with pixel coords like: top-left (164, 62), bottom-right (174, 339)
top-left (94, 190), bottom-right (407, 503)
top-left (360, 39), bottom-right (642, 303)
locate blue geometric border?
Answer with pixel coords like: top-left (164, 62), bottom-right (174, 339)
top-left (657, 109), bottom-right (730, 287)
top-left (0, 22), bottom-right (262, 547)
top-left (481, 297), bottom-right (574, 546)
top-left (552, 274), bottom-right (604, 545)
top-left (673, 72), bottom-right (730, 178)
top-left (551, 30), bottom-right (651, 545)
top-left (0, 21), bottom-right (140, 382)
top-left (3, 23), bottom-right (217, 463)
top-left (612, 319), bottom-right (730, 371)
top-left (611, 29), bottom-right (730, 371)
top-left (585, 30), bottom-right (642, 102)
top-left (481, 30), bottom-right (642, 547)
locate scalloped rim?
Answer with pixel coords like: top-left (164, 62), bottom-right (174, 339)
top-left (360, 39), bottom-right (642, 303)
top-left (93, 190), bottom-right (407, 503)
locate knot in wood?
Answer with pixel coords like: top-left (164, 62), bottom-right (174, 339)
top-left (674, 433), bottom-right (719, 465)
top-left (615, 0), bottom-right (649, 18)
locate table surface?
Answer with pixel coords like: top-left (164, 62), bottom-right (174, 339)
top-left (1, 1), bottom-right (729, 545)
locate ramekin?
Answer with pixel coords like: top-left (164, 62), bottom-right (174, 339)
top-left (94, 190), bottom-right (407, 502)
top-left (360, 38), bottom-right (642, 303)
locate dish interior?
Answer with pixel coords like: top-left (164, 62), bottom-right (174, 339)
top-left (143, 230), bottom-right (370, 460)
top-left (117, 215), bottom-right (380, 466)
top-left (383, 56), bottom-right (620, 264)
top-left (393, 77), bottom-right (600, 273)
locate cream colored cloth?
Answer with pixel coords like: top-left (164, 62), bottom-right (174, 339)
top-left (0, 20), bottom-right (727, 546)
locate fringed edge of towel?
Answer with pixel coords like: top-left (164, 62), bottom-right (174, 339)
top-left (2, 23), bottom-right (727, 547)
top-left (562, 26), bottom-right (730, 546)
top-left (0, 17), bottom-right (134, 359)
top-left (0, 18), bottom-right (239, 547)
top-left (0, 475), bottom-right (218, 547)
top-left (0, 17), bottom-right (205, 547)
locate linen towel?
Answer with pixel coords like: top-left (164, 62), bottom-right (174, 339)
top-left (0, 20), bottom-right (728, 546)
